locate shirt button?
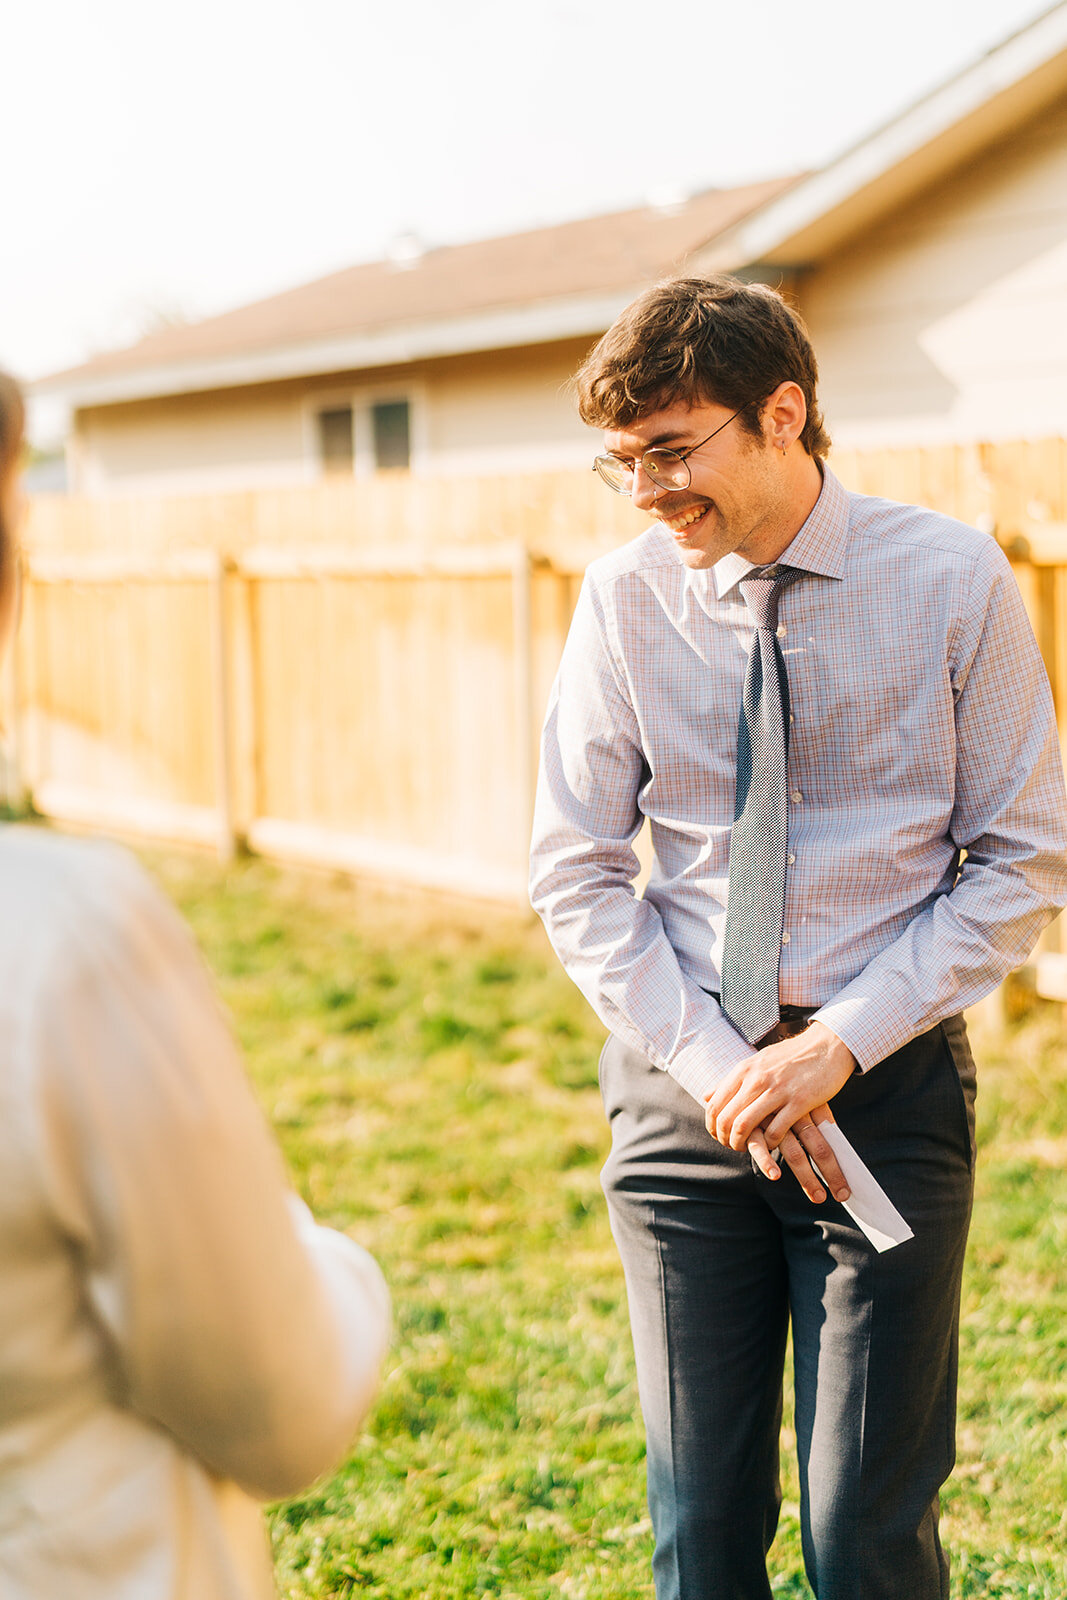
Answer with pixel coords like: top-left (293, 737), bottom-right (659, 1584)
top-left (776, 623), bottom-right (787, 638)
top-left (787, 853), bottom-right (796, 865)
top-left (791, 790), bottom-right (803, 803)
top-left (782, 932), bottom-right (791, 945)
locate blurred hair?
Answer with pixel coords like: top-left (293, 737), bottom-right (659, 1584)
top-left (0, 370), bottom-right (25, 535)
top-left (575, 274), bottom-right (831, 460)
top-left (0, 371), bottom-right (25, 624)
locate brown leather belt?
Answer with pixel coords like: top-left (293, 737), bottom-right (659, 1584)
top-left (755, 1007), bottom-right (817, 1050)
top-left (707, 993), bottom-right (817, 1051)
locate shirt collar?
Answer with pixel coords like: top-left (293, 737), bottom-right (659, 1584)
top-left (712, 465), bottom-right (851, 601)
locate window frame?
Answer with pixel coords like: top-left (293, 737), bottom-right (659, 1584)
top-left (302, 382), bottom-right (426, 480)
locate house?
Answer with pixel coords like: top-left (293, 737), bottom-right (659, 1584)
top-left (32, 178), bottom-right (797, 496)
top-left (34, 1), bottom-right (1067, 496)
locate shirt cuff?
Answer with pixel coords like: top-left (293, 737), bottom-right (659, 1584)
top-left (812, 985), bottom-right (919, 1073)
top-left (666, 1017), bottom-right (755, 1106)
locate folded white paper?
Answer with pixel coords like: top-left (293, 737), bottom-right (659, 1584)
top-left (812, 1121), bottom-right (914, 1253)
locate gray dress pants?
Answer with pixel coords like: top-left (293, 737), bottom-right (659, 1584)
top-left (599, 1018), bottom-right (976, 1600)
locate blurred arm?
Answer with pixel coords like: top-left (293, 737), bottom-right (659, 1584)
top-left (28, 849), bottom-right (390, 1500)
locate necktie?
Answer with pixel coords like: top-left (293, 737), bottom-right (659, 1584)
top-left (720, 566), bottom-right (800, 1046)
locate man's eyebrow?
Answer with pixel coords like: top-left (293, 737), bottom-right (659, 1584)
top-left (609, 430), bottom-right (689, 455)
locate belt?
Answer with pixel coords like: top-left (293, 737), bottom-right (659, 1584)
top-left (756, 1008), bottom-right (817, 1049)
top-left (708, 994), bottom-right (817, 1051)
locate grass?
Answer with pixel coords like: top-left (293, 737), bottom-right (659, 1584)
top-left (139, 846), bottom-right (1067, 1599)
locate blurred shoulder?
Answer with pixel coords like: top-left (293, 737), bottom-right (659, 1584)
top-left (0, 826), bottom-right (173, 958)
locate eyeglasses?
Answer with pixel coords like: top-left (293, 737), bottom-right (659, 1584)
top-left (592, 404), bottom-right (752, 495)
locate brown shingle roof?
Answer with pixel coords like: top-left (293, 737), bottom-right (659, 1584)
top-left (40, 175), bottom-right (799, 391)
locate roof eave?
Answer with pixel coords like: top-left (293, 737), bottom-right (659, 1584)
top-left (695, 2), bottom-right (1067, 273)
top-left (33, 288), bottom-right (645, 410)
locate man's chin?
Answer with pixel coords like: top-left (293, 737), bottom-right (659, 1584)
top-left (675, 544), bottom-right (720, 570)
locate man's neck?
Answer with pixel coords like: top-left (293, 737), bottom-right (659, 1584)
top-left (752, 455), bottom-right (825, 566)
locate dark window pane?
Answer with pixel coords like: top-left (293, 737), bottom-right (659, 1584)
top-left (372, 400), bottom-right (410, 471)
top-left (318, 406), bottom-right (354, 472)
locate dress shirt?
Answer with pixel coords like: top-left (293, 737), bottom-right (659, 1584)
top-left (530, 467), bottom-right (1067, 1107)
top-left (0, 827), bottom-right (391, 1600)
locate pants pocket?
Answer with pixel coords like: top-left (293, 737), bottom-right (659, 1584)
top-left (938, 1014), bottom-right (977, 1170)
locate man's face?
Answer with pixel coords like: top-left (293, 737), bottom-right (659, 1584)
top-left (602, 398), bottom-right (790, 570)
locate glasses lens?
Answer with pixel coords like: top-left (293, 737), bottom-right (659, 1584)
top-left (593, 456), bottom-right (633, 493)
top-left (644, 450), bottom-right (689, 490)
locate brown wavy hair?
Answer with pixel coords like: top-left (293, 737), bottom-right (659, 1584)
top-left (576, 275), bottom-right (831, 460)
top-left (0, 372), bottom-right (25, 625)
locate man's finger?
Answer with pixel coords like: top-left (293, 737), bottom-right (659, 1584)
top-left (777, 1130), bottom-right (826, 1204)
top-left (720, 1090), bottom-right (780, 1151)
top-left (706, 1075), bottom-right (765, 1144)
top-left (745, 1128), bottom-right (781, 1182)
top-left (703, 1058), bottom-right (758, 1126)
top-left (789, 1117), bottom-right (851, 1203)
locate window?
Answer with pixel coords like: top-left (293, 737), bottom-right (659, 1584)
top-left (317, 406), bottom-right (354, 473)
top-left (371, 400), bottom-right (410, 471)
top-left (310, 394), bottom-right (416, 478)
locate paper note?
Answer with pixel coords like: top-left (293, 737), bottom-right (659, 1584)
top-left (813, 1121), bottom-right (914, 1253)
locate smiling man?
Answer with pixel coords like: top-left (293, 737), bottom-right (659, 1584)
top-left (529, 276), bottom-right (1067, 1600)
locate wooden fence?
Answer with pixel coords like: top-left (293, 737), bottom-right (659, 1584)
top-left (4, 539), bottom-right (591, 902)
top-left (6, 442), bottom-right (1067, 913)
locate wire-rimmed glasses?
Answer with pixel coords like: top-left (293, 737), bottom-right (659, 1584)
top-left (592, 403), bottom-right (752, 495)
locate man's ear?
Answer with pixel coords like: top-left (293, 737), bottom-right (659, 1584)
top-left (764, 381), bottom-right (807, 451)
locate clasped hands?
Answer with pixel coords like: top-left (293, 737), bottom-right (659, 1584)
top-left (703, 1021), bottom-right (857, 1205)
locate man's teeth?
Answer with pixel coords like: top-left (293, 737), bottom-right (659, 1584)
top-left (664, 506), bottom-right (706, 532)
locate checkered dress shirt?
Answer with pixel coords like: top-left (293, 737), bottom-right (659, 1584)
top-left (530, 467), bottom-right (1067, 1107)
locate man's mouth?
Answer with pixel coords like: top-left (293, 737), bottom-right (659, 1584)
top-left (661, 504), bottom-right (709, 536)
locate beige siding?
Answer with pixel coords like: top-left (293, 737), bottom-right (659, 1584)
top-left (802, 94), bottom-right (1067, 449)
top-left (74, 383), bottom-right (310, 495)
top-left (423, 341), bottom-right (598, 475)
top-left (71, 339), bottom-right (599, 496)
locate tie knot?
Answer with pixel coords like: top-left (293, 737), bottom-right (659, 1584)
top-left (739, 567), bottom-right (796, 631)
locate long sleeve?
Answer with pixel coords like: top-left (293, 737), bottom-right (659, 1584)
top-left (25, 845), bottom-right (390, 1501)
top-left (814, 544), bottom-right (1067, 1067)
top-left (530, 576), bottom-right (756, 1104)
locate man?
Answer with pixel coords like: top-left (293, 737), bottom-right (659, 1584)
top-left (529, 276), bottom-right (1067, 1600)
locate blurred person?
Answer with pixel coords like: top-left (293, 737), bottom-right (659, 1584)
top-left (0, 370), bottom-right (390, 1598)
top-left (530, 278), bottom-right (1067, 1599)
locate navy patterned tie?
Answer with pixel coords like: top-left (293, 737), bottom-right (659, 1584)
top-left (720, 566), bottom-right (801, 1046)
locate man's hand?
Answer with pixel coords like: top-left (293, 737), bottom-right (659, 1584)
top-left (705, 1023), bottom-right (857, 1204)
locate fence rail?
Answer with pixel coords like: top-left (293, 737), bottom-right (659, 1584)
top-left (9, 445), bottom-right (1067, 910)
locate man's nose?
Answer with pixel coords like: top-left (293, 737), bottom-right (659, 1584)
top-left (630, 462), bottom-right (661, 511)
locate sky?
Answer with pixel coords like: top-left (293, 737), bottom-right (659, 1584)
top-left (1, 0), bottom-right (1057, 443)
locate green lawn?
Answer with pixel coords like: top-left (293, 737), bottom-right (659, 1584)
top-left (144, 848), bottom-right (1067, 1599)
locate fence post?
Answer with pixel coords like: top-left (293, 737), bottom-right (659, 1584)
top-left (229, 558), bottom-right (258, 844)
top-left (209, 552), bottom-right (237, 864)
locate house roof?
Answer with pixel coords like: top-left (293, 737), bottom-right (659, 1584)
top-left (35, 175), bottom-right (797, 408)
top-left (697, 0), bottom-right (1067, 274)
top-left (37, 1), bottom-right (1067, 413)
